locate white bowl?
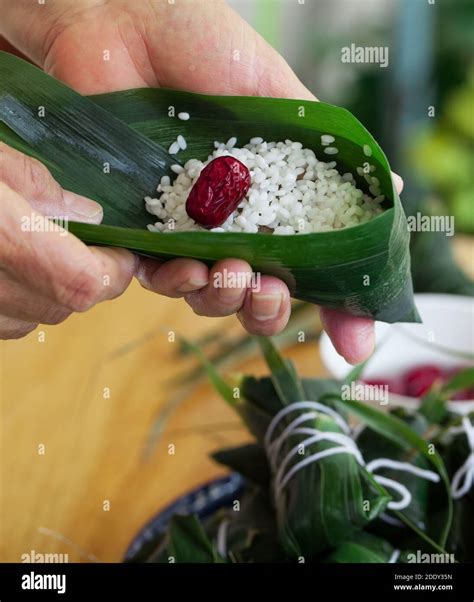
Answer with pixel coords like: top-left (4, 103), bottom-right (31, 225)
top-left (320, 294), bottom-right (474, 412)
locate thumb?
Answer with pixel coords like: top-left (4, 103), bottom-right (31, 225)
top-left (141, 1), bottom-right (317, 101)
top-left (250, 34), bottom-right (317, 101)
top-left (0, 143), bottom-right (103, 223)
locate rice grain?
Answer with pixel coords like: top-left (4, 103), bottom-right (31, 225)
top-left (147, 138), bottom-right (384, 234)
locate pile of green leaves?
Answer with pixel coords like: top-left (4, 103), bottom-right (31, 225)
top-left (130, 339), bottom-right (474, 563)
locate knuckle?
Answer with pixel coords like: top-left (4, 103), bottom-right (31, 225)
top-left (56, 265), bottom-right (103, 312)
top-left (22, 154), bottom-right (51, 196)
top-left (0, 144), bottom-right (49, 193)
top-left (237, 310), bottom-right (282, 336)
top-left (186, 285), bottom-right (245, 317)
top-left (0, 181), bottom-right (12, 201)
top-left (184, 292), bottom-right (210, 316)
top-left (185, 293), bottom-right (203, 315)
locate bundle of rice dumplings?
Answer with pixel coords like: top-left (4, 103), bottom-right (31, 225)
top-left (127, 340), bottom-right (473, 564)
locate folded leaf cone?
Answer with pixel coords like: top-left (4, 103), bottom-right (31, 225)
top-left (0, 51), bottom-right (419, 322)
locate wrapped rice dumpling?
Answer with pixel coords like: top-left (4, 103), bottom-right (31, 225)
top-left (239, 375), bottom-right (391, 557)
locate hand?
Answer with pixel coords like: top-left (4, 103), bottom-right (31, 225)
top-left (0, 143), bottom-right (136, 338)
top-left (0, 0), bottom-right (401, 361)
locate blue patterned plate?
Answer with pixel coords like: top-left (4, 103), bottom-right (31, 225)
top-left (124, 473), bottom-right (245, 561)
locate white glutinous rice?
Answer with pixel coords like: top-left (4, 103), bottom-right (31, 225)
top-left (178, 112), bottom-right (190, 121)
top-left (363, 144), bottom-right (373, 157)
top-left (177, 135), bottom-right (187, 150)
top-left (168, 141), bottom-right (180, 155)
top-left (323, 146), bottom-right (339, 155)
top-left (321, 134), bottom-right (335, 146)
top-left (145, 138), bottom-right (385, 234)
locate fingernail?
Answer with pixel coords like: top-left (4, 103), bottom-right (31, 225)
top-left (63, 190), bottom-right (103, 223)
top-left (251, 292), bottom-right (283, 321)
top-left (177, 278), bottom-right (208, 293)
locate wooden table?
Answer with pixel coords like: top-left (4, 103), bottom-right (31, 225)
top-left (1, 237), bottom-right (472, 562)
top-left (0, 279), bottom-right (322, 562)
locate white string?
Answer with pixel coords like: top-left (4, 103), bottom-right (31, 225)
top-left (273, 429), bottom-right (364, 497)
top-left (389, 548), bottom-right (401, 563)
top-left (366, 458), bottom-right (440, 510)
top-left (265, 401), bottom-right (351, 449)
top-left (216, 518), bottom-right (230, 559)
top-left (265, 400), bottom-right (440, 512)
top-left (449, 415), bottom-right (474, 499)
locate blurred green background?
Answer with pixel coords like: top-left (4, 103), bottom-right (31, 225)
top-left (229, 0), bottom-right (473, 294)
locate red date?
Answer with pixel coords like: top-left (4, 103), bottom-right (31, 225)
top-left (185, 156), bottom-right (251, 228)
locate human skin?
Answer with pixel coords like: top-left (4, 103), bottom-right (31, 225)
top-left (0, 0), bottom-right (403, 361)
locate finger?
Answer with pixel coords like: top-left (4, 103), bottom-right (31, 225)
top-left (0, 36), bottom-right (31, 61)
top-left (0, 247), bottom-right (135, 322)
top-left (391, 172), bottom-right (404, 195)
top-left (0, 314), bottom-right (37, 340)
top-left (135, 257), bottom-right (209, 297)
top-left (185, 259), bottom-right (252, 317)
top-left (0, 183), bottom-right (136, 313)
top-left (320, 308), bottom-right (375, 365)
top-left (237, 276), bottom-right (291, 336)
top-left (35, 243), bottom-right (136, 312)
top-left (0, 36), bottom-right (33, 63)
top-left (0, 272), bottom-right (71, 324)
top-left (0, 143), bottom-right (103, 223)
top-left (85, 247), bottom-right (138, 305)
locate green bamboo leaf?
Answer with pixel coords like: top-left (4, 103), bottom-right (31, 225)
top-left (333, 396), bottom-right (453, 547)
top-left (167, 515), bottom-right (224, 563)
top-left (450, 494), bottom-right (474, 562)
top-left (0, 52), bottom-right (175, 227)
top-left (418, 365), bottom-right (473, 424)
top-left (419, 390), bottom-right (450, 425)
top-left (343, 359), bottom-right (371, 386)
top-left (205, 490), bottom-right (285, 563)
top-left (441, 366), bottom-right (474, 396)
top-left (437, 420), bottom-right (474, 562)
top-left (237, 375), bottom-right (343, 441)
top-left (302, 377), bottom-right (343, 400)
top-left (0, 52), bottom-right (419, 323)
top-left (324, 532), bottom-right (396, 563)
top-left (178, 338), bottom-right (235, 405)
top-left (212, 444), bottom-right (270, 487)
top-left (393, 510), bottom-right (451, 556)
top-left (357, 410), bottom-right (449, 548)
top-left (256, 337), bottom-right (306, 405)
